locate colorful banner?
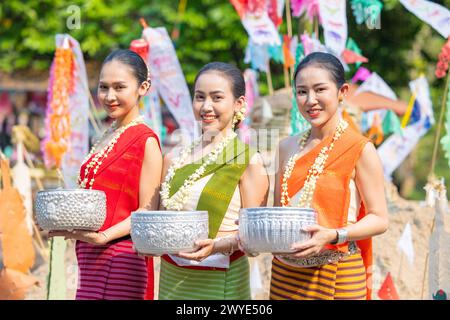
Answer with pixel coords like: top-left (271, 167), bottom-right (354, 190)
top-left (318, 0), bottom-right (348, 55)
top-left (408, 75), bottom-right (435, 127)
top-left (242, 11), bottom-right (282, 45)
top-left (377, 121), bottom-right (427, 179)
top-left (56, 34), bottom-right (90, 188)
top-left (142, 27), bottom-right (197, 139)
top-left (351, 66), bottom-right (371, 83)
top-left (355, 72), bottom-right (398, 100)
top-left (399, 0), bottom-right (450, 38)
top-left (377, 75), bottom-right (433, 178)
top-left (245, 40), bottom-right (270, 72)
top-left (291, 0), bottom-right (321, 21)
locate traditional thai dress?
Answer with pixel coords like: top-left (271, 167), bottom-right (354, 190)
top-left (158, 137), bottom-right (255, 300)
top-left (270, 127), bottom-right (373, 300)
top-left (76, 124), bottom-right (160, 300)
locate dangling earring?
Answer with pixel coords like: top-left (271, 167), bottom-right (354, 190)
top-left (232, 103), bottom-right (247, 130)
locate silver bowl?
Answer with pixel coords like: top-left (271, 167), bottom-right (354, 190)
top-left (131, 210), bottom-right (209, 255)
top-left (35, 189), bottom-right (106, 231)
top-left (239, 207), bottom-right (317, 254)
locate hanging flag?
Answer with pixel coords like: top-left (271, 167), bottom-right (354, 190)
top-left (341, 48), bottom-right (369, 64)
top-left (397, 222), bottom-right (414, 266)
top-left (435, 37), bottom-right (450, 79)
top-left (282, 35), bottom-right (296, 68)
top-left (428, 179), bottom-right (450, 299)
top-left (230, 0), bottom-right (281, 46)
top-left (376, 75), bottom-right (434, 178)
top-left (377, 272), bottom-right (400, 300)
top-left (245, 41), bottom-right (270, 72)
top-left (300, 32), bottom-right (349, 70)
top-left (342, 108), bottom-right (360, 132)
top-left (346, 37), bottom-right (365, 67)
top-left (351, 66), bottom-right (372, 83)
top-left (361, 109), bottom-right (387, 133)
top-left (382, 109), bottom-right (402, 137)
top-left (318, 0), bottom-right (348, 55)
top-left (268, 0), bottom-right (285, 28)
top-left (355, 72), bottom-right (398, 100)
top-left (409, 75), bottom-right (435, 127)
top-left (351, 0), bottom-right (383, 26)
top-left (366, 112), bottom-right (384, 146)
top-left (291, 0), bottom-right (321, 22)
top-left (377, 120), bottom-right (430, 179)
top-left (142, 27), bottom-right (198, 139)
top-left (55, 35), bottom-right (90, 188)
top-left (268, 40), bottom-right (284, 64)
top-left (399, 0), bottom-right (450, 38)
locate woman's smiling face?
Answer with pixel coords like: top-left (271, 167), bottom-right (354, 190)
top-left (295, 65), bottom-right (348, 128)
top-left (193, 71), bottom-right (242, 135)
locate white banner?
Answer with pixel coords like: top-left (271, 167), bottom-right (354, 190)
top-left (242, 12), bottom-right (281, 46)
top-left (56, 34), bottom-right (89, 188)
top-left (400, 0), bottom-right (450, 38)
top-left (142, 27), bottom-right (197, 139)
top-left (355, 72), bottom-right (398, 100)
top-left (409, 75), bottom-right (435, 126)
top-left (318, 0), bottom-right (348, 55)
top-left (377, 120), bottom-right (428, 179)
top-left (397, 222), bottom-right (415, 266)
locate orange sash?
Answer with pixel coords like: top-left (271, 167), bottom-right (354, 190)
top-left (284, 127), bottom-right (373, 299)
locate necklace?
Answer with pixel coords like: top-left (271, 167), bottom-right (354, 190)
top-left (160, 131), bottom-right (237, 210)
top-left (280, 119), bottom-right (348, 207)
top-left (77, 115), bottom-right (145, 189)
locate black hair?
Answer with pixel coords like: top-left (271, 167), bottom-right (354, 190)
top-left (102, 49), bottom-right (148, 86)
top-left (294, 52), bottom-right (345, 88)
top-left (194, 62), bottom-right (246, 99)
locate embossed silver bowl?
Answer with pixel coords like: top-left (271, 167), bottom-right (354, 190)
top-left (239, 207), bottom-right (317, 254)
top-left (131, 211), bottom-right (209, 255)
top-left (35, 189), bottom-right (107, 231)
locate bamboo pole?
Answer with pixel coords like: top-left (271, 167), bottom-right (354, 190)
top-left (285, 0), bottom-right (294, 83)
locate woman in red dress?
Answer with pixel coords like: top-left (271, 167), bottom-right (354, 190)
top-left (49, 49), bottom-right (162, 300)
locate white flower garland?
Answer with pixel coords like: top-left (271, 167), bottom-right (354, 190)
top-left (280, 119), bottom-right (349, 208)
top-left (160, 132), bottom-right (237, 211)
top-left (77, 115), bottom-right (145, 189)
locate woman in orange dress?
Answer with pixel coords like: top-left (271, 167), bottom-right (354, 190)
top-left (270, 52), bottom-right (389, 300)
top-left (49, 49), bottom-right (162, 300)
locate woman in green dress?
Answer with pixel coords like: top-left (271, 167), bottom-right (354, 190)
top-left (157, 62), bottom-right (269, 300)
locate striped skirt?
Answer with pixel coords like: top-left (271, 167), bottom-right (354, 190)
top-left (270, 252), bottom-right (367, 300)
top-left (75, 239), bottom-right (151, 300)
top-left (158, 256), bottom-right (251, 300)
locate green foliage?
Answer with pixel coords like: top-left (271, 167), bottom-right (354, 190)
top-left (1, 0), bottom-right (450, 199)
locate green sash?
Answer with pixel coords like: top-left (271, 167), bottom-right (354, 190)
top-left (169, 137), bottom-right (256, 238)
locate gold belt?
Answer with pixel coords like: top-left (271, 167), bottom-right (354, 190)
top-left (276, 241), bottom-right (360, 268)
